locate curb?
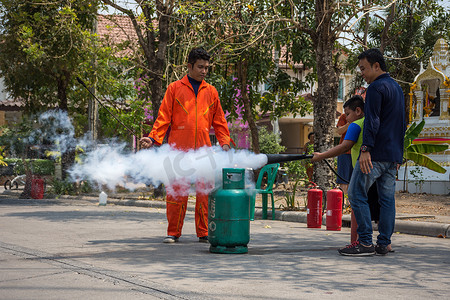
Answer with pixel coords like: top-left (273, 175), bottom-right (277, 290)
top-left (253, 209), bottom-right (450, 238)
top-left (1, 191), bottom-right (448, 238)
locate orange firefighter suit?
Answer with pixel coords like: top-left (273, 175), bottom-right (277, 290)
top-left (148, 75), bottom-right (231, 238)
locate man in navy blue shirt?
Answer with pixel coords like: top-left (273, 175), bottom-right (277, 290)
top-left (339, 49), bottom-right (406, 256)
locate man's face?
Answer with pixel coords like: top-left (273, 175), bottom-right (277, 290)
top-left (187, 59), bottom-right (209, 82)
top-left (358, 58), bottom-right (378, 84)
top-left (344, 106), bottom-right (361, 123)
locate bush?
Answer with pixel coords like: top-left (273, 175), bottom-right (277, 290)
top-left (4, 158), bottom-right (55, 175)
top-left (48, 179), bottom-right (94, 196)
top-left (258, 126), bottom-right (286, 154)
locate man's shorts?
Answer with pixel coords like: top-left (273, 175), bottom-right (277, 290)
top-left (336, 153), bottom-right (353, 184)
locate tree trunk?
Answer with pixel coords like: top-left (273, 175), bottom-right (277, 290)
top-left (379, 3), bottom-right (396, 53)
top-left (311, 1), bottom-right (339, 194)
top-left (313, 46), bottom-right (339, 193)
top-left (88, 79), bottom-right (99, 140)
top-left (102, 1), bottom-right (172, 122)
top-left (148, 72), bottom-right (164, 121)
top-left (237, 58), bottom-right (260, 154)
top-left (57, 72), bottom-right (70, 111)
top-left (20, 157), bottom-right (32, 199)
top-left (61, 150), bottom-right (75, 180)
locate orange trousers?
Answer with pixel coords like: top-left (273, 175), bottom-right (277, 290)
top-left (166, 180), bottom-right (211, 238)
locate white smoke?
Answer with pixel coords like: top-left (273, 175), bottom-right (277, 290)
top-left (30, 110), bottom-right (77, 154)
top-left (31, 110), bottom-right (269, 192)
top-left (70, 144), bottom-right (268, 191)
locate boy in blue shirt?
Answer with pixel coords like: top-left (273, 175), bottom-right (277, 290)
top-left (312, 95), bottom-right (365, 169)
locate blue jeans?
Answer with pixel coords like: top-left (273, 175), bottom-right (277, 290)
top-left (348, 161), bottom-right (397, 246)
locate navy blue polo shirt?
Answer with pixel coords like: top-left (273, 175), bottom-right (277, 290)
top-left (362, 73), bottom-right (406, 163)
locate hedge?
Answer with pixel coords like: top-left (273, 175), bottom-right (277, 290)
top-left (2, 158), bottom-right (55, 176)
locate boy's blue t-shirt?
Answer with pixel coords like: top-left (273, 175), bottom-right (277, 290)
top-left (344, 122), bottom-right (361, 143)
top-left (344, 117), bottom-right (365, 167)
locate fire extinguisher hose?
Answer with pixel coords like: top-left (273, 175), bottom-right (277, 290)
top-left (323, 159), bottom-right (350, 184)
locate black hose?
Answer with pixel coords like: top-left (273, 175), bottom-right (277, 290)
top-left (265, 154), bottom-right (313, 164)
top-left (76, 77), bottom-right (138, 137)
top-left (323, 159), bottom-right (349, 184)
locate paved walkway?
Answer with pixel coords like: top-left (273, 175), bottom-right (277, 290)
top-left (0, 194), bottom-right (449, 299)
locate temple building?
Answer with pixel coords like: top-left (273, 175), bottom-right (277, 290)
top-left (397, 38), bottom-right (450, 194)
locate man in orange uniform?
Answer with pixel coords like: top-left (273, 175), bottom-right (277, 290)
top-left (140, 48), bottom-right (231, 243)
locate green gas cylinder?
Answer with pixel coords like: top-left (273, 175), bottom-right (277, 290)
top-left (208, 168), bottom-right (250, 254)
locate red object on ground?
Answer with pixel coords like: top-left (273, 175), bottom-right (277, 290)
top-left (307, 187), bottom-right (323, 228)
top-left (326, 188), bottom-right (343, 231)
top-left (31, 177), bottom-right (44, 199)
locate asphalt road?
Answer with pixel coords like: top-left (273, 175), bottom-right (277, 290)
top-left (0, 197), bottom-right (449, 299)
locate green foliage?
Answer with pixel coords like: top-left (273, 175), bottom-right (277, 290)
top-left (4, 158), bottom-right (55, 176)
top-left (408, 168), bottom-right (425, 193)
top-left (278, 160), bottom-right (309, 211)
top-left (259, 70), bottom-right (313, 119)
top-left (352, 0), bottom-right (450, 97)
top-left (48, 179), bottom-right (93, 196)
top-left (49, 179), bottom-right (77, 196)
top-left (0, 119), bottom-right (34, 158)
top-left (279, 178), bottom-right (305, 211)
top-left (0, 0), bottom-right (101, 112)
top-left (286, 160), bottom-right (308, 180)
top-left (0, 147), bottom-right (7, 167)
top-left (258, 127), bottom-right (285, 154)
top-left (0, 0), bottom-right (137, 143)
top-left (404, 121), bottom-right (448, 174)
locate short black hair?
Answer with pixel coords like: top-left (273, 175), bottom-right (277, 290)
top-left (308, 132), bottom-right (314, 139)
top-left (188, 48), bottom-right (210, 65)
top-left (358, 48), bottom-right (387, 71)
top-left (343, 95), bottom-right (365, 112)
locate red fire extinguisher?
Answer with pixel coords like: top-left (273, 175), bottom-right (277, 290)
top-left (31, 176), bottom-right (45, 199)
top-left (307, 183), bottom-right (323, 228)
top-left (326, 188), bottom-right (343, 231)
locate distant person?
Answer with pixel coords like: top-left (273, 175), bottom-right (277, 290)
top-left (140, 48), bottom-right (232, 243)
top-left (303, 132), bottom-right (314, 182)
top-left (341, 48), bottom-right (406, 256)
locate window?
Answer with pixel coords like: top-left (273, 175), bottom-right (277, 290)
top-left (338, 78), bottom-right (344, 101)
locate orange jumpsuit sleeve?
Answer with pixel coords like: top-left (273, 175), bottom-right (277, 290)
top-left (148, 84), bottom-right (174, 145)
top-left (211, 87), bottom-right (231, 147)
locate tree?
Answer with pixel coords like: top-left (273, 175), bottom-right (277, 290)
top-left (102, 0), bottom-right (175, 123)
top-left (353, 0), bottom-right (450, 116)
top-left (198, 1), bottom-right (313, 153)
top-left (0, 0), bottom-right (140, 177)
top-left (273, 0), bottom-right (422, 191)
top-left (0, 0), bottom-right (101, 112)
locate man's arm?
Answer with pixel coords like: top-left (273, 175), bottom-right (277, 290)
top-left (312, 140), bottom-right (354, 162)
top-left (140, 85), bottom-right (174, 149)
top-left (211, 88), bottom-right (231, 151)
top-left (360, 86), bottom-right (382, 173)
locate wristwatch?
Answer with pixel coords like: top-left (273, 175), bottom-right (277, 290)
top-left (360, 145), bottom-right (371, 152)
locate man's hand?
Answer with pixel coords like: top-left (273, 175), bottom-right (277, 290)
top-left (311, 152), bottom-right (323, 162)
top-left (222, 144), bottom-right (231, 151)
top-left (140, 137), bottom-right (153, 149)
top-left (359, 151), bottom-right (373, 174)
